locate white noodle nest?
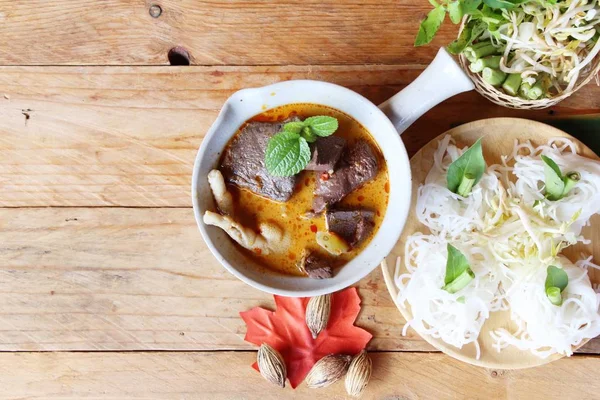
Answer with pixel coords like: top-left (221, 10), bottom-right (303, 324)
top-left (396, 135), bottom-right (600, 359)
top-left (490, 257), bottom-right (600, 358)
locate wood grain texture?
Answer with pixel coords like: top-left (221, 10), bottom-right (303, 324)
top-left (0, 0), bottom-right (458, 66)
top-left (0, 206), bottom-right (426, 351)
top-left (0, 65), bottom-right (599, 207)
top-left (0, 351), bottom-right (598, 399)
top-left (0, 206), bottom-right (598, 353)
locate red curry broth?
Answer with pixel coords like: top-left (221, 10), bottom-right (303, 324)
top-left (219, 103), bottom-right (389, 276)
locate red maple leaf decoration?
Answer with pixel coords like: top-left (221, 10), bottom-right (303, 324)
top-left (240, 287), bottom-right (372, 388)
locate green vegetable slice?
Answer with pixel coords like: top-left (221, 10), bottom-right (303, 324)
top-left (541, 155), bottom-right (580, 200)
top-left (442, 244), bottom-right (475, 294)
top-left (546, 287), bottom-right (563, 306)
top-left (447, 138), bottom-right (486, 196)
top-left (545, 265), bottom-right (568, 306)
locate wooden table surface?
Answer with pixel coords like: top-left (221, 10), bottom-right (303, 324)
top-left (1, 1), bottom-right (600, 399)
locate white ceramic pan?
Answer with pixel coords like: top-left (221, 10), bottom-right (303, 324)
top-left (192, 49), bottom-right (474, 297)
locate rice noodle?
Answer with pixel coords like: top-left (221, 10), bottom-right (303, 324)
top-left (395, 135), bottom-right (600, 359)
top-left (490, 257), bottom-right (600, 357)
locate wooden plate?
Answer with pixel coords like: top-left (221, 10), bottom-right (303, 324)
top-left (381, 118), bottom-right (600, 369)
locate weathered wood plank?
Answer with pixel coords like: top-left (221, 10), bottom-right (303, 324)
top-left (0, 206), bottom-right (598, 354)
top-left (0, 207), bottom-right (426, 351)
top-left (0, 0), bottom-right (457, 66)
top-left (0, 65), bottom-right (599, 207)
top-left (0, 351), bottom-right (598, 399)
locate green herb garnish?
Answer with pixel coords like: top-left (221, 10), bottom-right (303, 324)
top-left (447, 18), bottom-right (486, 54)
top-left (447, 138), bottom-right (486, 197)
top-left (415, 6), bottom-right (446, 46)
top-left (541, 155), bottom-right (580, 201)
top-left (265, 116), bottom-right (338, 177)
top-left (545, 265), bottom-right (568, 306)
top-left (415, 0), bottom-right (521, 48)
top-left (442, 244), bottom-right (475, 294)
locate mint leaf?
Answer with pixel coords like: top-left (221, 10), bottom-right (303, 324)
top-left (447, 138), bottom-right (486, 196)
top-left (283, 121), bottom-right (305, 134)
top-left (448, 1), bottom-right (464, 24)
top-left (304, 116), bottom-right (338, 137)
top-left (415, 6), bottom-right (446, 47)
top-left (302, 126), bottom-right (318, 143)
top-left (442, 244), bottom-right (474, 293)
top-left (265, 132), bottom-right (311, 177)
top-left (545, 265), bottom-right (568, 305)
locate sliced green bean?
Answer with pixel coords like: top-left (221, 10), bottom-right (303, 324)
top-left (469, 56), bottom-right (502, 73)
top-left (482, 67), bottom-right (507, 87)
top-left (502, 73), bottom-right (523, 96)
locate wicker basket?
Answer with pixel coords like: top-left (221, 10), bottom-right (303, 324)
top-left (457, 19), bottom-right (600, 110)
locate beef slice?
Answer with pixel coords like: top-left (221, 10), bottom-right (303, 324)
top-left (220, 121), bottom-right (297, 202)
top-left (305, 136), bottom-right (346, 172)
top-left (326, 209), bottom-right (375, 246)
top-left (313, 140), bottom-right (379, 212)
top-left (299, 251), bottom-right (333, 279)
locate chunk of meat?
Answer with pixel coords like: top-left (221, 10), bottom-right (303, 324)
top-left (221, 121), bottom-right (298, 202)
top-left (298, 251), bottom-right (333, 279)
top-left (305, 136), bottom-right (346, 172)
top-left (207, 169), bottom-right (234, 216)
top-left (326, 209), bottom-right (375, 247)
top-left (203, 211), bottom-right (290, 255)
top-left (313, 140), bottom-right (379, 212)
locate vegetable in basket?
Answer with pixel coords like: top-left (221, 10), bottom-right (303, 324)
top-left (415, 0), bottom-right (600, 100)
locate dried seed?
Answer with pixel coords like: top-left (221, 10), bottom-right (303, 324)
top-left (306, 294), bottom-right (332, 339)
top-left (305, 354), bottom-right (352, 388)
top-left (345, 350), bottom-right (372, 397)
top-left (257, 343), bottom-right (287, 388)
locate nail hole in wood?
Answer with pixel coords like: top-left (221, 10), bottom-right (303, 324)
top-left (149, 4), bottom-right (162, 18)
top-left (168, 47), bottom-right (191, 66)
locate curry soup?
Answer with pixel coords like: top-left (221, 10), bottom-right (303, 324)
top-left (219, 103), bottom-right (389, 276)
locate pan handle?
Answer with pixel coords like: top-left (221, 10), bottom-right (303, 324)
top-left (379, 48), bottom-right (475, 135)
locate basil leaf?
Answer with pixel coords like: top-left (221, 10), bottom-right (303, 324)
top-left (545, 265), bottom-right (568, 292)
top-left (265, 132), bottom-right (311, 177)
top-left (415, 6), bottom-right (446, 47)
top-left (463, 0), bottom-right (483, 14)
top-left (443, 268), bottom-right (475, 293)
top-left (541, 155), bottom-right (566, 200)
top-left (541, 155), bottom-right (580, 200)
top-left (304, 116), bottom-right (338, 137)
top-left (545, 265), bottom-right (568, 305)
top-left (447, 138), bottom-right (486, 196)
top-left (444, 244), bottom-right (471, 285)
top-left (483, 0), bottom-right (517, 9)
top-left (448, 1), bottom-right (464, 24)
top-left (447, 19), bottom-right (486, 55)
top-left (283, 121), bottom-right (305, 134)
